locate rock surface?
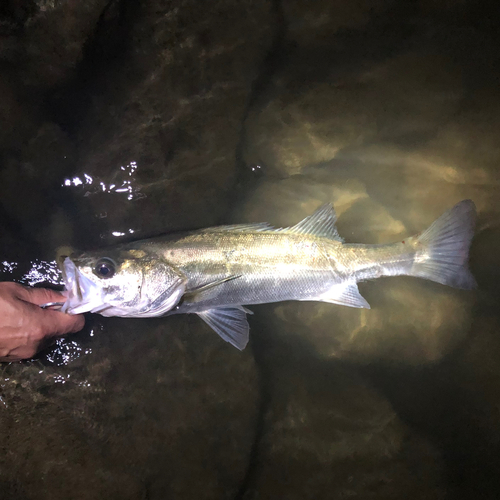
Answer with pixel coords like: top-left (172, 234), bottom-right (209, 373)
top-left (0, 316), bottom-right (259, 500)
top-left (242, 333), bottom-right (446, 499)
top-left (62, 0), bottom-right (275, 248)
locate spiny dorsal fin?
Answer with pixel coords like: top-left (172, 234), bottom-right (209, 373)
top-left (280, 204), bottom-right (343, 241)
top-left (200, 204), bottom-right (343, 241)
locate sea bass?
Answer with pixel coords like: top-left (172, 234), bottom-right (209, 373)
top-left (60, 200), bottom-right (476, 350)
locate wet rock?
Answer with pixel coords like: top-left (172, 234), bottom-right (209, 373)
top-left (359, 308), bottom-right (500, 499)
top-left (283, 0), bottom-right (392, 46)
top-left (244, 49), bottom-right (463, 177)
top-left (18, 0), bottom-right (109, 90)
top-left (0, 315), bottom-right (259, 500)
top-left (60, 0), bottom-right (275, 248)
top-left (0, 121), bottom-right (76, 258)
top-left (243, 336), bottom-right (446, 499)
top-left (0, 77), bottom-right (38, 151)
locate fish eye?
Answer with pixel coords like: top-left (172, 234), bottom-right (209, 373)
top-left (94, 258), bottom-right (116, 279)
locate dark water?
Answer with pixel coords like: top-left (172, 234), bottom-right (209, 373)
top-left (1, 0), bottom-right (499, 498)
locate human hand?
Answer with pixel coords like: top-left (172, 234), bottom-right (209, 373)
top-left (0, 282), bottom-right (85, 362)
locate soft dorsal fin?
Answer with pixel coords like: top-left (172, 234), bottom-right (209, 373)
top-left (282, 204), bottom-right (343, 241)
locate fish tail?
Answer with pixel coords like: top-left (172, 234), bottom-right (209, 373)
top-left (409, 199), bottom-right (477, 289)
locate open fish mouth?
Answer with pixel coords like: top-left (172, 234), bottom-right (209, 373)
top-left (60, 257), bottom-right (104, 315)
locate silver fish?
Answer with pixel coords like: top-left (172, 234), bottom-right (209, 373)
top-left (60, 200), bottom-right (476, 350)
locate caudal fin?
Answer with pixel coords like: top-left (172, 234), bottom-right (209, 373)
top-left (411, 199), bottom-right (477, 289)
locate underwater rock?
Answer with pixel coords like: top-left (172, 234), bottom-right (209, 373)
top-left (238, 25), bottom-right (500, 363)
top-left (0, 1), bottom-right (499, 498)
top-left (452, 313), bottom-right (500, 458)
top-left (358, 310), bottom-right (500, 498)
top-left (0, 316), bottom-right (259, 500)
top-left (243, 337), bottom-right (446, 499)
top-left (244, 49), bottom-right (463, 177)
top-left (0, 78), bottom-right (38, 152)
top-left (62, 0), bottom-right (275, 248)
top-left (17, 0), bottom-right (109, 90)
top-left (471, 226), bottom-right (500, 300)
top-left (268, 279), bottom-right (472, 365)
top-left (283, 0), bottom-right (392, 46)
top-left (0, 121), bottom-right (76, 259)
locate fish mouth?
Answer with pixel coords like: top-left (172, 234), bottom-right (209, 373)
top-left (59, 257), bottom-right (104, 315)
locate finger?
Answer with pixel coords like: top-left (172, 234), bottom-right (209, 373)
top-left (0, 346), bottom-right (36, 362)
top-left (39, 309), bottom-right (86, 337)
top-left (16, 286), bottom-right (66, 306)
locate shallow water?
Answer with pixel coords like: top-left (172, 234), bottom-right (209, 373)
top-left (1, 0), bottom-right (500, 498)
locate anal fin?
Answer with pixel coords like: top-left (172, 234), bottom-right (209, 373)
top-left (197, 306), bottom-right (251, 350)
top-left (314, 282), bottom-right (370, 309)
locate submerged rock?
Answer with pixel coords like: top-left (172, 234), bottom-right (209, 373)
top-left (0, 0), bottom-right (108, 90)
top-left (61, 0), bottom-right (275, 248)
top-left (17, 0), bottom-right (109, 90)
top-left (0, 316), bottom-right (259, 500)
top-left (243, 335), bottom-right (446, 499)
top-left (0, 0), bottom-right (276, 251)
top-left (244, 48), bottom-right (463, 177)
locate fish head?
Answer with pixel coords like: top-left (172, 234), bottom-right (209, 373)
top-left (59, 248), bottom-right (186, 317)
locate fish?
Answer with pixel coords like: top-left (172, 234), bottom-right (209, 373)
top-left (60, 199), bottom-right (477, 350)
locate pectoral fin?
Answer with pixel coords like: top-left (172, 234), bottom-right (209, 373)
top-left (313, 282), bottom-right (370, 309)
top-left (184, 275), bottom-right (242, 303)
top-left (197, 306), bottom-right (252, 350)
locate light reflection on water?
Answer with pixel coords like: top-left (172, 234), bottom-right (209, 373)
top-left (61, 161), bottom-right (143, 240)
top-left (44, 338), bottom-right (94, 367)
top-left (0, 259), bottom-right (63, 286)
top-left (111, 229), bottom-right (135, 237)
top-left (0, 156), bottom-right (143, 363)
top-left (62, 161), bottom-right (146, 202)
top-left (21, 260), bottom-right (64, 286)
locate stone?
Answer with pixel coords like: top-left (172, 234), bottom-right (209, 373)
top-left (242, 334), bottom-right (446, 499)
top-left (283, 0), bottom-right (392, 47)
top-left (237, 15), bottom-right (500, 364)
top-left (19, 0), bottom-right (109, 90)
top-left (60, 0), bottom-right (275, 249)
top-left (0, 121), bottom-right (76, 259)
top-left (244, 49), bottom-right (463, 177)
top-left (0, 315), bottom-right (259, 500)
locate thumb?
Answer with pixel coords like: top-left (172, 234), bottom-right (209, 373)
top-left (16, 286), bottom-right (67, 307)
